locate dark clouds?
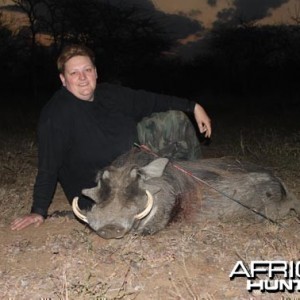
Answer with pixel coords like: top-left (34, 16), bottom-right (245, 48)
top-left (112, 0), bottom-right (290, 33)
top-left (207, 0), bottom-right (217, 7)
top-left (100, 0), bottom-right (204, 39)
top-left (105, 0), bottom-right (291, 59)
top-left (1, 0), bottom-right (204, 40)
top-left (213, 0), bottom-right (289, 27)
top-left (2, 0), bottom-right (291, 60)
top-left (234, 0), bottom-right (289, 20)
top-left (104, 0), bottom-right (156, 10)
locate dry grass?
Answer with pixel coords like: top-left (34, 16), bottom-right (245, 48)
top-left (0, 102), bottom-right (300, 299)
top-left (207, 106), bottom-right (300, 198)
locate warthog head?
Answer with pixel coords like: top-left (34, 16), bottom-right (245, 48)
top-left (72, 156), bottom-right (172, 239)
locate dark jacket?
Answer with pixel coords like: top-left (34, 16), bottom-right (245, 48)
top-left (31, 83), bottom-right (196, 217)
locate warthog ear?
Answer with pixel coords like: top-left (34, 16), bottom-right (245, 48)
top-left (140, 158), bottom-right (169, 180)
top-left (82, 180), bottom-right (101, 203)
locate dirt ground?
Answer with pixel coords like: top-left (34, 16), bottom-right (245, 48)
top-left (1, 106), bottom-right (300, 299)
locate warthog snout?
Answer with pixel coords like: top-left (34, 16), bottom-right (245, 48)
top-left (97, 224), bottom-right (127, 239)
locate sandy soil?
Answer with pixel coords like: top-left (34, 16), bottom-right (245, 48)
top-left (1, 112), bottom-right (300, 299)
top-left (1, 186), bottom-right (300, 299)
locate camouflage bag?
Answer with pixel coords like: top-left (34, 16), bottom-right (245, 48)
top-left (137, 110), bottom-right (202, 160)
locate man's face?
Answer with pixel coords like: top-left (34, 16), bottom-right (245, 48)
top-left (60, 55), bottom-right (98, 101)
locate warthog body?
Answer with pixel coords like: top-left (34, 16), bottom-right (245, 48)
top-left (73, 149), bottom-right (298, 239)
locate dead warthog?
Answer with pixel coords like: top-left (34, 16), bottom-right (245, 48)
top-left (72, 149), bottom-right (298, 239)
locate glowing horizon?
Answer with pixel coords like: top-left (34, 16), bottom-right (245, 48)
top-left (153, 0), bottom-right (299, 27)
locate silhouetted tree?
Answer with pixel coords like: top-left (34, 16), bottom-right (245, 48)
top-left (289, 0), bottom-right (300, 25)
top-left (10, 0), bottom-right (174, 87)
top-left (12, 0), bottom-right (43, 98)
top-left (0, 14), bottom-right (16, 89)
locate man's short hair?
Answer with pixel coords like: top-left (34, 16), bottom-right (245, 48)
top-left (57, 44), bottom-right (96, 74)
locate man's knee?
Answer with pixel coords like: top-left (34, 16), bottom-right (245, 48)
top-left (137, 110), bottom-right (201, 160)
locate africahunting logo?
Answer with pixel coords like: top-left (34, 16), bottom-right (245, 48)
top-left (229, 260), bottom-right (300, 293)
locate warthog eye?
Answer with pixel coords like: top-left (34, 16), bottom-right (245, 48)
top-left (123, 182), bottom-right (143, 203)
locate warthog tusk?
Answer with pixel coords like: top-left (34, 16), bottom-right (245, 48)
top-left (72, 197), bottom-right (88, 223)
top-left (135, 190), bottom-right (154, 220)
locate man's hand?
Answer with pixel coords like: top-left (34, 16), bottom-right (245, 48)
top-left (194, 103), bottom-right (212, 138)
top-left (10, 213), bottom-right (44, 231)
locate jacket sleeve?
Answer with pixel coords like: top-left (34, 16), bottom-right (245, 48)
top-left (106, 84), bottom-right (196, 121)
top-left (31, 114), bottom-right (69, 218)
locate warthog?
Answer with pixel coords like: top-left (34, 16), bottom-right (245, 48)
top-left (72, 148), bottom-right (298, 239)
